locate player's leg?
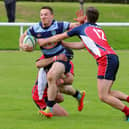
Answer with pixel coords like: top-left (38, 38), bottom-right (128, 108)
top-left (52, 103), bottom-right (68, 116)
top-left (47, 62), bottom-right (65, 100)
top-left (97, 79), bottom-right (125, 110)
top-left (97, 79), bottom-right (129, 121)
top-left (55, 91), bottom-right (64, 103)
top-left (110, 90), bottom-right (129, 102)
top-left (97, 54), bottom-right (129, 121)
top-left (42, 62), bottom-right (65, 117)
top-left (39, 103), bottom-right (68, 117)
top-left (59, 85), bottom-right (85, 111)
top-left (57, 71), bottom-right (86, 111)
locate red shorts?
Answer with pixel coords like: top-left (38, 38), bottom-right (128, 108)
top-left (97, 54), bottom-right (119, 81)
top-left (32, 55), bottom-right (74, 109)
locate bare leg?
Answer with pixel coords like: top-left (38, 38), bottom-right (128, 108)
top-left (53, 103), bottom-right (68, 116)
top-left (59, 85), bottom-right (76, 96)
top-left (47, 62), bottom-right (65, 101)
top-left (110, 90), bottom-right (128, 101)
top-left (97, 79), bottom-right (125, 110)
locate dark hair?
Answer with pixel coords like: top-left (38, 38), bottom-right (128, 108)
top-left (86, 7), bottom-right (99, 24)
top-left (40, 6), bottom-right (54, 14)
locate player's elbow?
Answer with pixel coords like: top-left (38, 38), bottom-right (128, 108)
top-left (36, 61), bottom-right (41, 68)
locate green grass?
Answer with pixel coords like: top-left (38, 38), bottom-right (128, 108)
top-left (0, 2), bottom-right (129, 129)
top-left (0, 50), bottom-right (129, 129)
top-left (0, 2), bottom-right (129, 50)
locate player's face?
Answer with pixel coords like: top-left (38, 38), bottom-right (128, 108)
top-left (40, 9), bottom-right (54, 27)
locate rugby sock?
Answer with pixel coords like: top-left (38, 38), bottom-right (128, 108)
top-left (73, 90), bottom-right (81, 100)
top-left (122, 106), bottom-right (129, 116)
top-left (47, 100), bottom-right (56, 112)
top-left (126, 96), bottom-right (129, 103)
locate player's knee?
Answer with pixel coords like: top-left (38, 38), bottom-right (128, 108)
top-left (67, 77), bottom-right (74, 84)
top-left (47, 71), bottom-right (56, 82)
top-left (55, 94), bottom-right (64, 103)
top-left (64, 73), bottom-right (74, 84)
top-left (98, 94), bottom-right (107, 103)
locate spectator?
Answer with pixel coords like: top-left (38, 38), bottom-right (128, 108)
top-left (4, 0), bottom-right (16, 22)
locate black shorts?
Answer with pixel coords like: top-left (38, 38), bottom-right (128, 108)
top-left (56, 60), bottom-right (72, 74)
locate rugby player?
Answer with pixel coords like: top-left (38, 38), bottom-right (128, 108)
top-left (32, 53), bottom-right (85, 117)
top-left (37, 7), bottom-right (129, 121)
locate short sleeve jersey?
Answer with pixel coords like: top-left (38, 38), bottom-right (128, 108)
top-left (27, 20), bottom-right (70, 58)
top-left (67, 22), bottom-right (116, 60)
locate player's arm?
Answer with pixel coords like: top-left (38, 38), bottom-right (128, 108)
top-left (36, 57), bottom-right (53, 68)
top-left (19, 30), bottom-right (34, 52)
top-left (36, 54), bottom-right (67, 68)
top-left (62, 41), bottom-right (85, 49)
top-left (38, 32), bottom-right (85, 49)
top-left (19, 31), bottom-right (27, 49)
top-left (37, 32), bottom-right (68, 47)
top-left (69, 22), bottom-right (80, 29)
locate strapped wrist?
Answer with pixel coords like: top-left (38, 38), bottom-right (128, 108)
top-left (53, 56), bottom-right (57, 62)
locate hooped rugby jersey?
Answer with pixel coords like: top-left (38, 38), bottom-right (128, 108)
top-left (67, 22), bottom-right (116, 60)
top-left (27, 20), bottom-right (71, 58)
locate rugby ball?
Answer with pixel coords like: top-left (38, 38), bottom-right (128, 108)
top-left (23, 35), bottom-right (36, 49)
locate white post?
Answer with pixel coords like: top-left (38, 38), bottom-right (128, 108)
top-left (20, 25), bottom-right (24, 36)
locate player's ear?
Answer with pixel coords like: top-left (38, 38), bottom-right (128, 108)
top-left (84, 16), bottom-right (87, 22)
top-left (51, 14), bottom-right (54, 19)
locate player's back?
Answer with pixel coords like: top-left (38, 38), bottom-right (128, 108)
top-left (69, 23), bottom-right (116, 59)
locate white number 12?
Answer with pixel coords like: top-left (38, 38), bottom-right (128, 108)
top-left (93, 28), bottom-right (107, 41)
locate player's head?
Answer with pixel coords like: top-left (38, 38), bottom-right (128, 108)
top-left (85, 7), bottom-right (99, 24)
top-left (40, 6), bottom-right (54, 27)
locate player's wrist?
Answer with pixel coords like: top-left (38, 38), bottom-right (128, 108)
top-left (53, 56), bottom-right (57, 62)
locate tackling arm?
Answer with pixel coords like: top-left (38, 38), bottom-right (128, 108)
top-left (69, 22), bottom-right (80, 29)
top-left (36, 57), bottom-right (53, 68)
top-left (62, 41), bottom-right (85, 49)
top-left (37, 32), bottom-right (68, 47)
top-left (36, 54), bottom-right (67, 68)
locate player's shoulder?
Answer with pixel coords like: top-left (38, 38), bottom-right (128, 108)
top-left (54, 20), bottom-right (70, 30)
top-left (33, 22), bottom-right (42, 30)
top-left (53, 19), bottom-right (69, 26)
top-left (28, 22), bottom-right (41, 31)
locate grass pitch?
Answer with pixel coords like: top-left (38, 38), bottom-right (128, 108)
top-left (0, 50), bottom-right (129, 129)
top-left (0, 2), bottom-right (129, 129)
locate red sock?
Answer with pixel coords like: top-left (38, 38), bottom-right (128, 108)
top-left (122, 106), bottom-right (129, 116)
top-left (126, 96), bottom-right (129, 103)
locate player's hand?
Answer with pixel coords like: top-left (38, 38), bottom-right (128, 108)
top-left (23, 44), bottom-right (33, 52)
top-left (73, 9), bottom-right (85, 24)
top-left (53, 54), bottom-right (67, 62)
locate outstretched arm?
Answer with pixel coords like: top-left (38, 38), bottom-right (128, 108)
top-left (62, 41), bottom-right (85, 49)
top-left (37, 32), bottom-right (85, 49)
top-left (37, 32), bottom-right (68, 47)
